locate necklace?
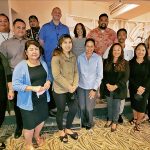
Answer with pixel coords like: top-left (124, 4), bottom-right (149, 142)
top-left (0, 32), bottom-right (10, 41)
top-left (27, 60), bottom-right (40, 67)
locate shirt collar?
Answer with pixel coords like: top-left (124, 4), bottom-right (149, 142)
top-left (13, 35), bottom-right (26, 40)
top-left (49, 20), bottom-right (62, 27)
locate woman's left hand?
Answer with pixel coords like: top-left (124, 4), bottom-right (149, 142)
top-left (43, 80), bottom-right (51, 90)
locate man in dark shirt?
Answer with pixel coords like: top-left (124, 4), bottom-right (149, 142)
top-left (26, 15), bottom-right (40, 41)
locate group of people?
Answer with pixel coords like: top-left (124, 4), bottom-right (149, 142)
top-left (0, 6), bottom-right (150, 150)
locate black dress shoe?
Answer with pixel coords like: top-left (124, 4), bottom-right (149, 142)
top-left (118, 115), bottom-right (123, 124)
top-left (86, 125), bottom-right (92, 130)
top-left (81, 125), bottom-right (87, 128)
top-left (14, 128), bottom-right (22, 139)
top-left (0, 142), bottom-right (6, 149)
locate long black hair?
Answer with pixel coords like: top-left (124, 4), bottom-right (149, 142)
top-left (104, 43), bottom-right (126, 72)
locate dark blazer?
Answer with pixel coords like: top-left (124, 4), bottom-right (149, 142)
top-left (129, 59), bottom-right (150, 94)
top-left (0, 52), bottom-right (11, 82)
top-left (102, 60), bottom-right (129, 99)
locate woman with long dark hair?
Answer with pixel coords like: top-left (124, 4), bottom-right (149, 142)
top-left (103, 43), bottom-right (129, 132)
top-left (51, 34), bottom-right (79, 143)
top-left (129, 43), bottom-right (150, 131)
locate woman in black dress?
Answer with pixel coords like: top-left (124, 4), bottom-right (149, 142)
top-left (12, 40), bottom-right (51, 150)
top-left (129, 43), bottom-right (150, 131)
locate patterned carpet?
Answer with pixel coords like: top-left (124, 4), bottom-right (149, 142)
top-left (2, 118), bottom-right (150, 150)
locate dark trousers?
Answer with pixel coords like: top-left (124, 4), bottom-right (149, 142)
top-left (14, 92), bottom-right (23, 130)
top-left (53, 91), bottom-right (77, 130)
top-left (48, 84), bottom-right (56, 110)
top-left (0, 99), bottom-right (7, 127)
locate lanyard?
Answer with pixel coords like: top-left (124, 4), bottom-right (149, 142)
top-left (0, 32), bottom-right (10, 41)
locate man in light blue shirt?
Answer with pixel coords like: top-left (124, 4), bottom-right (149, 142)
top-left (77, 38), bottom-right (103, 129)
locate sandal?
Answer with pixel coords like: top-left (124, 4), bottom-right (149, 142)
top-left (59, 134), bottom-right (68, 143)
top-left (67, 132), bottom-right (78, 140)
top-left (129, 118), bottom-right (137, 125)
top-left (35, 136), bottom-right (45, 147)
top-left (133, 123), bottom-right (141, 132)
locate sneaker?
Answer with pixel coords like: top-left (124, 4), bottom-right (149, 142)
top-left (118, 115), bottom-right (123, 124)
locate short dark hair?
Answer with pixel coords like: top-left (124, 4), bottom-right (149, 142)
top-left (29, 15), bottom-right (38, 21)
top-left (74, 23), bottom-right (86, 38)
top-left (117, 28), bottom-right (127, 37)
top-left (24, 40), bottom-right (43, 59)
top-left (99, 13), bottom-right (108, 20)
top-left (85, 38), bottom-right (95, 46)
top-left (13, 18), bottom-right (26, 26)
top-left (0, 13), bottom-right (9, 22)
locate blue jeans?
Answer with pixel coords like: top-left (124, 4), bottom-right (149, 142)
top-left (106, 93), bottom-right (121, 124)
top-left (77, 87), bottom-right (95, 126)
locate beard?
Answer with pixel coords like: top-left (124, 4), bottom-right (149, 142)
top-left (99, 23), bottom-right (107, 30)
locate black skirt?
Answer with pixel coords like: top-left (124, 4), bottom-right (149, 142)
top-left (20, 64), bottom-right (49, 130)
top-left (130, 92), bottom-right (149, 113)
top-left (20, 101), bottom-right (48, 130)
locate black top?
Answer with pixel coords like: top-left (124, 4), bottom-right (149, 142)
top-left (28, 64), bottom-right (47, 106)
top-left (0, 53), bottom-right (11, 101)
top-left (26, 27), bottom-right (40, 41)
top-left (102, 60), bottom-right (129, 99)
top-left (129, 59), bottom-right (150, 93)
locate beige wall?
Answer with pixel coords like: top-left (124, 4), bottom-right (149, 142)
top-left (10, 0), bottom-right (111, 29)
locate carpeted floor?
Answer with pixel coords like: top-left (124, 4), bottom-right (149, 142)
top-left (2, 118), bottom-right (150, 150)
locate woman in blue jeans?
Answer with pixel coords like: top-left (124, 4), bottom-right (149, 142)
top-left (77, 38), bottom-right (103, 129)
top-left (102, 43), bottom-right (129, 132)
